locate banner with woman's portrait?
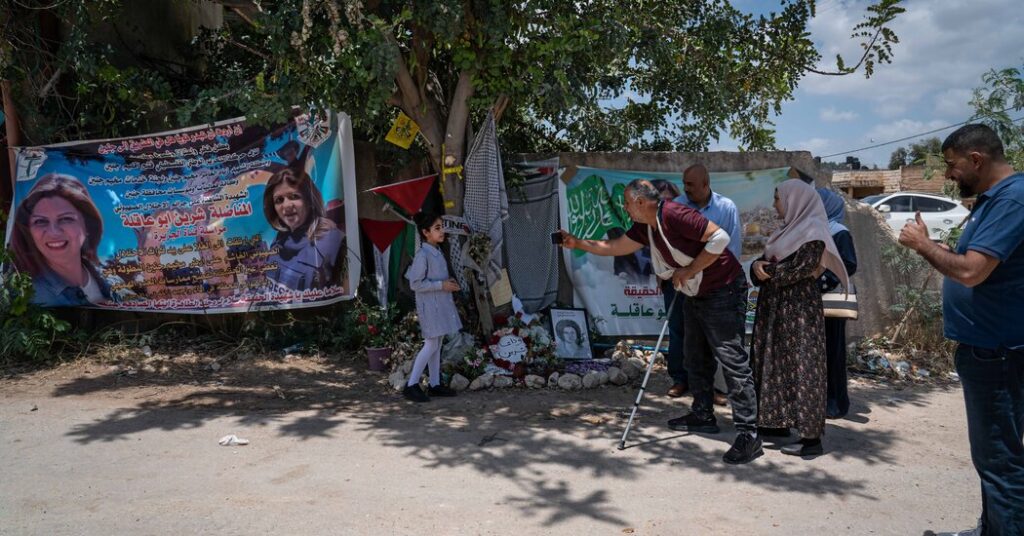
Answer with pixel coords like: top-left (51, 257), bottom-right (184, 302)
top-left (558, 166), bottom-right (791, 336)
top-left (4, 111), bottom-right (360, 313)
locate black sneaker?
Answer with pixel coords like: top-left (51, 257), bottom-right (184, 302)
top-left (780, 438), bottom-right (824, 457)
top-left (667, 413), bottom-right (720, 433)
top-left (402, 384), bottom-right (430, 403)
top-left (427, 384), bottom-right (457, 397)
top-left (723, 432), bottom-right (763, 464)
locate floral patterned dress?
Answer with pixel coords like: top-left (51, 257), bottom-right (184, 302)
top-left (750, 240), bottom-right (827, 438)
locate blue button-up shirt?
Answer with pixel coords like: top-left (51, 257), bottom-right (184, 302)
top-left (943, 173), bottom-right (1024, 350)
top-left (675, 190), bottom-right (743, 260)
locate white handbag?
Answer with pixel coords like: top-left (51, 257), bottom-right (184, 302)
top-left (822, 283), bottom-right (858, 320)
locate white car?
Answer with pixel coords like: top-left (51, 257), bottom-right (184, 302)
top-left (861, 192), bottom-right (970, 240)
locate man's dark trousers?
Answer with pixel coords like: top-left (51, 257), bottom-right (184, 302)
top-left (682, 277), bottom-right (757, 431)
top-left (955, 343), bottom-right (1024, 535)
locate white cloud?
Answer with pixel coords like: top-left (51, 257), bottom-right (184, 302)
top-left (819, 107), bottom-right (858, 121)
top-left (801, 0), bottom-right (1024, 110)
top-left (864, 118), bottom-right (950, 144)
top-left (873, 99), bottom-right (910, 118)
top-left (791, 137), bottom-right (833, 153)
top-left (934, 88), bottom-right (975, 118)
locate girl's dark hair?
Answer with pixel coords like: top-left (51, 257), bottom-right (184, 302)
top-left (413, 211), bottom-right (442, 237)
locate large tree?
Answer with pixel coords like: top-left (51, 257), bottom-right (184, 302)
top-left (887, 136), bottom-right (942, 169)
top-left (969, 65), bottom-right (1024, 170)
top-left (2, 0), bottom-right (904, 213)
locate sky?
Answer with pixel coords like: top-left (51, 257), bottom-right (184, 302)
top-left (713, 0), bottom-right (1024, 168)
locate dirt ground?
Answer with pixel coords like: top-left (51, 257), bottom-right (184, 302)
top-left (0, 353), bottom-right (979, 535)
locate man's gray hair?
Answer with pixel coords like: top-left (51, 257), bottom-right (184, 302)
top-left (625, 179), bottom-right (660, 201)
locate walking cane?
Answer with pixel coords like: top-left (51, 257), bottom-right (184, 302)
top-left (618, 291), bottom-right (679, 450)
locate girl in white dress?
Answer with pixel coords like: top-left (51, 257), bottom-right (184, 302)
top-left (403, 211), bottom-right (463, 402)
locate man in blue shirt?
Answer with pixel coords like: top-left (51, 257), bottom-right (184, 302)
top-left (678, 165), bottom-right (743, 260)
top-left (899, 124), bottom-right (1024, 536)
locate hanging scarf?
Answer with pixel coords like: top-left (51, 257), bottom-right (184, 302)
top-left (817, 187), bottom-right (849, 236)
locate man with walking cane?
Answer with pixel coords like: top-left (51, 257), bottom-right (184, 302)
top-left (558, 179), bottom-right (761, 464)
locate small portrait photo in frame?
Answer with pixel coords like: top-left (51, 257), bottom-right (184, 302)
top-left (549, 307), bottom-right (592, 360)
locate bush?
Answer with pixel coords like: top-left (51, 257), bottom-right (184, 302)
top-left (881, 243), bottom-right (954, 363)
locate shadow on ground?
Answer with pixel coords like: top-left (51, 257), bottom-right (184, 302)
top-left (39, 357), bottom-right (959, 528)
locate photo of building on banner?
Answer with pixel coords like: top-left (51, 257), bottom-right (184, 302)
top-left (558, 166), bottom-right (792, 336)
top-left (4, 111), bottom-right (361, 313)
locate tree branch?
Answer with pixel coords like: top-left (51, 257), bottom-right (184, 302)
top-left (37, 66), bottom-right (63, 99)
top-left (445, 70), bottom-right (476, 158)
top-left (492, 95), bottom-right (511, 123)
top-left (806, 27), bottom-right (882, 76)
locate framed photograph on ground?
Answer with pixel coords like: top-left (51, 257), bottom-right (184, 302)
top-left (549, 307), bottom-right (592, 360)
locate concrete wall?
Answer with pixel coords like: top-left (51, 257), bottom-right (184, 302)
top-left (517, 150), bottom-right (829, 187)
top-left (844, 202), bottom-right (902, 340)
top-left (832, 169), bottom-right (901, 195)
top-left (900, 166), bottom-right (954, 194)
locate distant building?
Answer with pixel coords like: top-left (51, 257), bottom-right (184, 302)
top-left (831, 165), bottom-right (957, 198)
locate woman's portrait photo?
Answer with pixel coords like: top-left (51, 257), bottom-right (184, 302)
top-left (551, 308), bottom-right (592, 360)
top-left (262, 167), bottom-right (345, 291)
top-left (9, 173), bottom-right (116, 306)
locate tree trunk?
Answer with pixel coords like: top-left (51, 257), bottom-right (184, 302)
top-left (391, 43), bottom-right (475, 216)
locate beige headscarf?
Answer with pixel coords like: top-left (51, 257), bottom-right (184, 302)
top-left (764, 179), bottom-right (849, 292)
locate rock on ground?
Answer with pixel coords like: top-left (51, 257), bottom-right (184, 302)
top-left (524, 375), bottom-right (546, 389)
top-left (449, 374), bottom-right (470, 392)
top-left (469, 373), bottom-right (494, 391)
top-left (493, 376), bottom-right (514, 388)
top-left (558, 373), bottom-right (582, 390)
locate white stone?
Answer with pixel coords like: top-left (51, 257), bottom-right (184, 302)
top-left (493, 376), bottom-right (514, 388)
top-left (450, 374), bottom-right (470, 392)
top-left (608, 367), bottom-right (628, 385)
top-left (547, 372), bottom-right (560, 387)
top-left (596, 371), bottom-right (609, 385)
top-left (621, 362), bottom-right (642, 381)
top-left (628, 357), bottom-right (646, 370)
top-left (141, 364), bottom-right (156, 374)
top-left (401, 360), bottom-right (413, 375)
top-left (208, 361), bottom-right (221, 372)
top-left (469, 373), bottom-right (495, 391)
top-left (388, 371), bottom-right (407, 391)
top-left (558, 373), bottom-right (582, 390)
top-left (632, 349), bottom-right (645, 359)
top-left (582, 372), bottom-right (602, 389)
top-left (524, 374), bottom-right (546, 389)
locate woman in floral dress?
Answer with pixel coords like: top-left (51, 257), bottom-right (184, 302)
top-left (749, 179), bottom-right (849, 457)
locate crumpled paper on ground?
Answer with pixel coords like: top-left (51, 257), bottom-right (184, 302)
top-left (218, 434), bottom-right (250, 446)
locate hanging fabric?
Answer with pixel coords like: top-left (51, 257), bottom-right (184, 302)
top-left (502, 158), bottom-right (560, 313)
top-left (367, 174), bottom-right (437, 215)
top-left (462, 112), bottom-right (509, 271)
top-left (374, 245), bottom-right (390, 306)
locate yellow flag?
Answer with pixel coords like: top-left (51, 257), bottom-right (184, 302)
top-left (385, 112), bottom-right (420, 149)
